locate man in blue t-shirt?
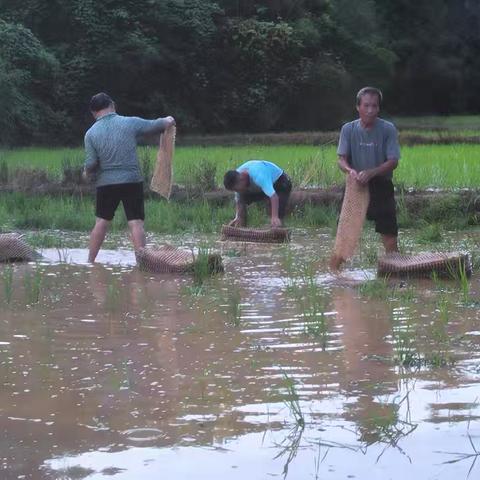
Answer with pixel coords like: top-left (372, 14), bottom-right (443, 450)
top-left (223, 160), bottom-right (292, 228)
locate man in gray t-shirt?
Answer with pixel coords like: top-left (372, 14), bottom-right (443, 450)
top-left (84, 92), bottom-right (175, 262)
top-left (337, 87), bottom-right (401, 253)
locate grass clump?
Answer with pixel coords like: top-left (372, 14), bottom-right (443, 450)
top-left (226, 290), bottom-right (242, 327)
top-left (106, 277), bottom-right (122, 311)
top-left (24, 267), bottom-right (43, 305)
top-left (359, 277), bottom-right (391, 300)
top-left (416, 222), bottom-right (443, 243)
top-left (298, 286), bottom-right (328, 345)
top-left (282, 372), bottom-right (305, 428)
top-left (391, 318), bottom-right (421, 368)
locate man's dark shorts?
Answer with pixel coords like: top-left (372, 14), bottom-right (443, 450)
top-left (96, 182), bottom-right (145, 221)
top-left (239, 173), bottom-right (292, 218)
top-left (366, 177), bottom-right (398, 236)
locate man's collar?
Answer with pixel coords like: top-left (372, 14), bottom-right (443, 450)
top-left (96, 112), bottom-right (117, 122)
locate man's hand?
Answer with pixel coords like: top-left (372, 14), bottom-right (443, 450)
top-left (346, 167), bottom-right (358, 179)
top-left (165, 116), bottom-right (176, 127)
top-left (356, 169), bottom-right (376, 185)
top-left (271, 217), bottom-right (282, 228)
top-left (82, 169), bottom-right (89, 183)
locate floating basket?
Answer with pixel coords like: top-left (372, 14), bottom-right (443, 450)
top-left (377, 252), bottom-right (471, 278)
top-left (330, 174), bottom-right (370, 270)
top-left (0, 233), bottom-right (37, 262)
top-left (221, 225), bottom-right (291, 244)
top-left (150, 125), bottom-right (176, 200)
top-left (135, 245), bottom-right (223, 274)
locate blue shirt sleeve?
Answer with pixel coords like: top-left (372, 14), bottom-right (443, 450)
top-left (337, 123), bottom-right (351, 157)
top-left (386, 124), bottom-right (401, 160)
top-left (84, 132), bottom-right (98, 172)
top-left (130, 117), bottom-right (170, 137)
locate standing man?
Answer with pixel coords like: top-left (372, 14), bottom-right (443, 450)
top-left (223, 160), bottom-right (292, 228)
top-left (337, 87), bottom-right (400, 253)
top-left (84, 92), bottom-right (175, 262)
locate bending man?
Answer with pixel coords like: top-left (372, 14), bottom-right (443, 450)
top-left (84, 92), bottom-right (175, 262)
top-left (337, 87), bottom-right (400, 253)
top-left (223, 160), bottom-right (292, 228)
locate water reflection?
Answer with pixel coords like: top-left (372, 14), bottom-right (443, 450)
top-left (0, 237), bottom-right (479, 479)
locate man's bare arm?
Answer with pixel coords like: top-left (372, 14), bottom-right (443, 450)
top-left (229, 199), bottom-right (247, 227)
top-left (338, 155), bottom-right (357, 177)
top-left (270, 194), bottom-right (281, 227)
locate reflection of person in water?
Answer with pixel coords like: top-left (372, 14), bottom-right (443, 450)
top-left (333, 287), bottom-right (413, 447)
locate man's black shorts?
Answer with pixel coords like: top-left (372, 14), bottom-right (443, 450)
top-left (239, 173), bottom-right (292, 218)
top-left (96, 182), bottom-right (145, 221)
top-left (366, 177), bottom-right (398, 236)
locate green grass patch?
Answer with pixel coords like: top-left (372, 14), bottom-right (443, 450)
top-left (2, 142), bottom-right (480, 190)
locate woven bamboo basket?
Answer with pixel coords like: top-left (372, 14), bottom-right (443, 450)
top-left (135, 245), bottom-right (223, 274)
top-left (330, 174), bottom-right (370, 270)
top-left (221, 225), bottom-right (291, 243)
top-left (150, 125), bottom-right (176, 199)
top-left (0, 233), bottom-right (37, 262)
top-left (377, 252), bottom-right (471, 278)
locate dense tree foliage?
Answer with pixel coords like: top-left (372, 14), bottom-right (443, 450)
top-left (0, 0), bottom-right (478, 145)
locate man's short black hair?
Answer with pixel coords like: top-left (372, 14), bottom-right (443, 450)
top-left (224, 170), bottom-right (240, 190)
top-left (90, 92), bottom-right (114, 112)
top-left (356, 87), bottom-right (383, 106)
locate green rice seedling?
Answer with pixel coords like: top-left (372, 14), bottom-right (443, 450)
top-left (184, 158), bottom-right (217, 197)
top-left (416, 222), bottom-right (442, 243)
top-left (282, 372), bottom-right (305, 428)
top-left (61, 155), bottom-right (83, 184)
top-left (298, 287), bottom-right (328, 345)
top-left (23, 267), bottom-right (43, 305)
top-left (391, 316), bottom-right (421, 368)
top-left (396, 190), bottom-right (413, 228)
top-left (429, 301), bottom-right (453, 367)
top-left (446, 257), bottom-right (471, 304)
top-left (394, 282), bottom-right (416, 302)
top-left (281, 246), bottom-right (298, 284)
top-left (273, 425), bottom-right (305, 479)
top-left (359, 277), bottom-right (391, 300)
top-left (106, 277), bottom-right (122, 311)
top-left (290, 204), bottom-right (338, 229)
top-left (55, 242), bottom-right (71, 263)
top-left (192, 245), bottom-right (214, 288)
top-left (140, 147), bottom-right (153, 187)
top-left (227, 290), bottom-right (242, 327)
top-left (24, 231), bottom-right (59, 249)
top-left (357, 388), bottom-right (418, 460)
top-left (2, 265), bottom-right (14, 304)
top-left (359, 237), bottom-right (379, 266)
top-left (457, 260), bottom-right (471, 304)
top-left (436, 427), bottom-right (480, 477)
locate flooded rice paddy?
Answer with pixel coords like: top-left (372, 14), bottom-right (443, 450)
top-left (1, 230), bottom-right (480, 480)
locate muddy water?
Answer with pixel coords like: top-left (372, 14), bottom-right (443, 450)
top-left (1, 232), bottom-right (480, 480)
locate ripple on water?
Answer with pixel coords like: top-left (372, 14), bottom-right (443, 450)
top-left (121, 428), bottom-right (165, 443)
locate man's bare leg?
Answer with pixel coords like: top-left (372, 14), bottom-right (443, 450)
top-left (89, 218), bottom-right (110, 263)
top-left (128, 219), bottom-right (146, 251)
top-left (382, 234), bottom-right (398, 253)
